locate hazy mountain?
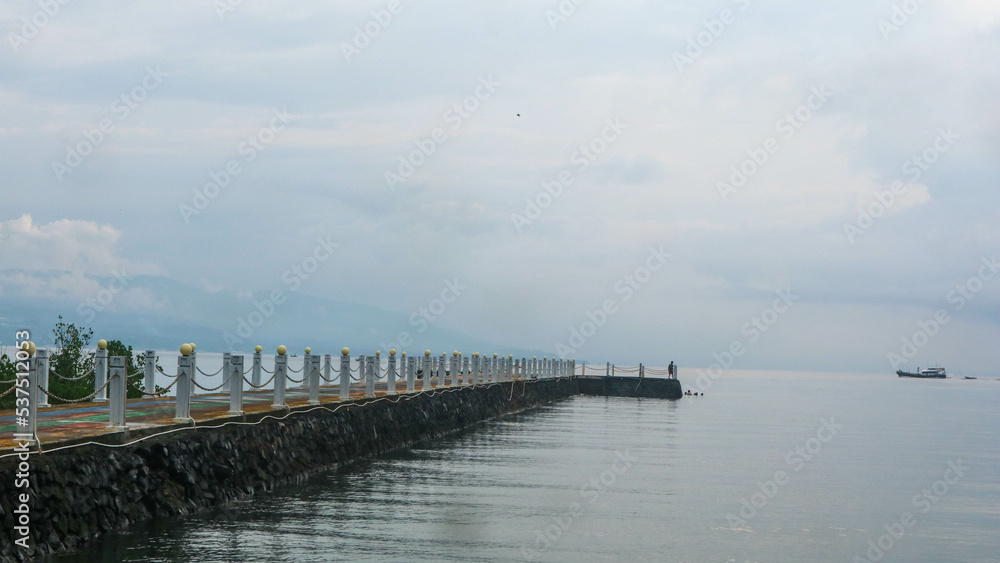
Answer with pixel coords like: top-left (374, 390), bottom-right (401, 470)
top-left (0, 270), bottom-right (550, 359)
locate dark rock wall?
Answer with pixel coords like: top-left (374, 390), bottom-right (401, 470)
top-left (0, 378), bottom-right (577, 562)
top-left (576, 376), bottom-right (682, 399)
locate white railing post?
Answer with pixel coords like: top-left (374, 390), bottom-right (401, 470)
top-left (308, 354), bottom-right (321, 405)
top-left (228, 355), bottom-right (244, 415)
top-left (339, 348), bottom-right (351, 401)
top-left (144, 350), bottom-right (156, 394)
top-left (252, 346), bottom-right (263, 387)
top-left (387, 349), bottom-right (398, 395)
top-left (323, 353), bottom-right (332, 388)
top-left (435, 353), bottom-right (442, 387)
top-left (174, 347), bottom-right (193, 423)
top-left (301, 348), bottom-right (312, 389)
top-left (461, 355), bottom-right (469, 386)
top-left (273, 346), bottom-right (288, 409)
top-left (36, 348), bottom-right (50, 408)
top-left (25, 346), bottom-right (39, 443)
top-left (94, 343), bottom-right (108, 401)
top-left (189, 345), bottom-right (198, 395)
top-left (222, 352), bottom-right (232, 393)
top-left (365, 356), bottom-right (376, 398)
top-left (107, 356), bottom-right (127, 429)
top-left (422, 350), bottom-right (432, 391)
top-left (406, 354), bottom-right (415, 393)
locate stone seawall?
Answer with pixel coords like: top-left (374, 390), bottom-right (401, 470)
top-left (577, 376), bottom-right (682, 399)
top-left (0, 378), bottom-right (577, 562)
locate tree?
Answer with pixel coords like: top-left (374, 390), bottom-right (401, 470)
top-left (104, 339), bottom-right (146, 399)
top-left (47, 316), bottom-right (96, 404)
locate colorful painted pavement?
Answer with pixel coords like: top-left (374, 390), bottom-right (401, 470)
top-left (0, 381), bottom-right (410, 452)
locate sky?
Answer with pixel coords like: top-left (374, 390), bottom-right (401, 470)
top-left (1, 0), bottom-right (998, 376)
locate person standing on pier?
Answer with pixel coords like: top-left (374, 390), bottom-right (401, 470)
top-left (668, 361), bottom-right (675, 379)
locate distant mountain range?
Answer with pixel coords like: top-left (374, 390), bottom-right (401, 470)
top-left (0, 269), bottom-right (548, 359)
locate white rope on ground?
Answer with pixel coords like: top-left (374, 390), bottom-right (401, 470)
top-left (2, 377), bottom-right (547, 459)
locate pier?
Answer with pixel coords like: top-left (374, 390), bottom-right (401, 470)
top-left (0, 342), bottom-right (681, 561)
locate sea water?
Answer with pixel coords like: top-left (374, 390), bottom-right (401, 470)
top-left (48, 370), bottom-right (1000, 562)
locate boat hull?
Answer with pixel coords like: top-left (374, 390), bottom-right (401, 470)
top-left (896, 370), bottom-right (946, 378)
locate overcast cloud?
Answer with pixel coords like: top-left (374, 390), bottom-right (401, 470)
top-left (1, 1), bottom-right (998, 376)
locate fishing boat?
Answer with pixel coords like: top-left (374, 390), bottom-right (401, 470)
top-left (896, 367), bottom-right (947, 378)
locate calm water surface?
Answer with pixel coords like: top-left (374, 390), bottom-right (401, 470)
top-left (51, 371), bottom-right (1000, 562)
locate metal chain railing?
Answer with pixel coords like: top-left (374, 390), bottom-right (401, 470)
top-left (38, 379), bottom-right (112, 404)
top-left (156, 366), bottom-right (180, 378)
top-left (48, 369), bottom-right (94, 382)
top-left (285, 371), bottom-right (308, 384)
top-left (243, 372), bottom-right (277, 389)
top-left (128, 376), bottom-right (180, 397)
top-left (192, 371), bottom-right (238, 392)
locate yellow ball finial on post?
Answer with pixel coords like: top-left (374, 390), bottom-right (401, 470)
top-left (305, 347), bottom-right (311, 354)
top-left (341, 347), bottom-right (350, 356)
top-left (180, 343), bottom-right (193, 356)
top-left (390, 349), bottom-right (397, 356)
top-left (277, 345), bottom-right (287, 356)
top-left (97, 339), bottom-right (108, 350)
top-left (424, 350), bottom-right (431, 357)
